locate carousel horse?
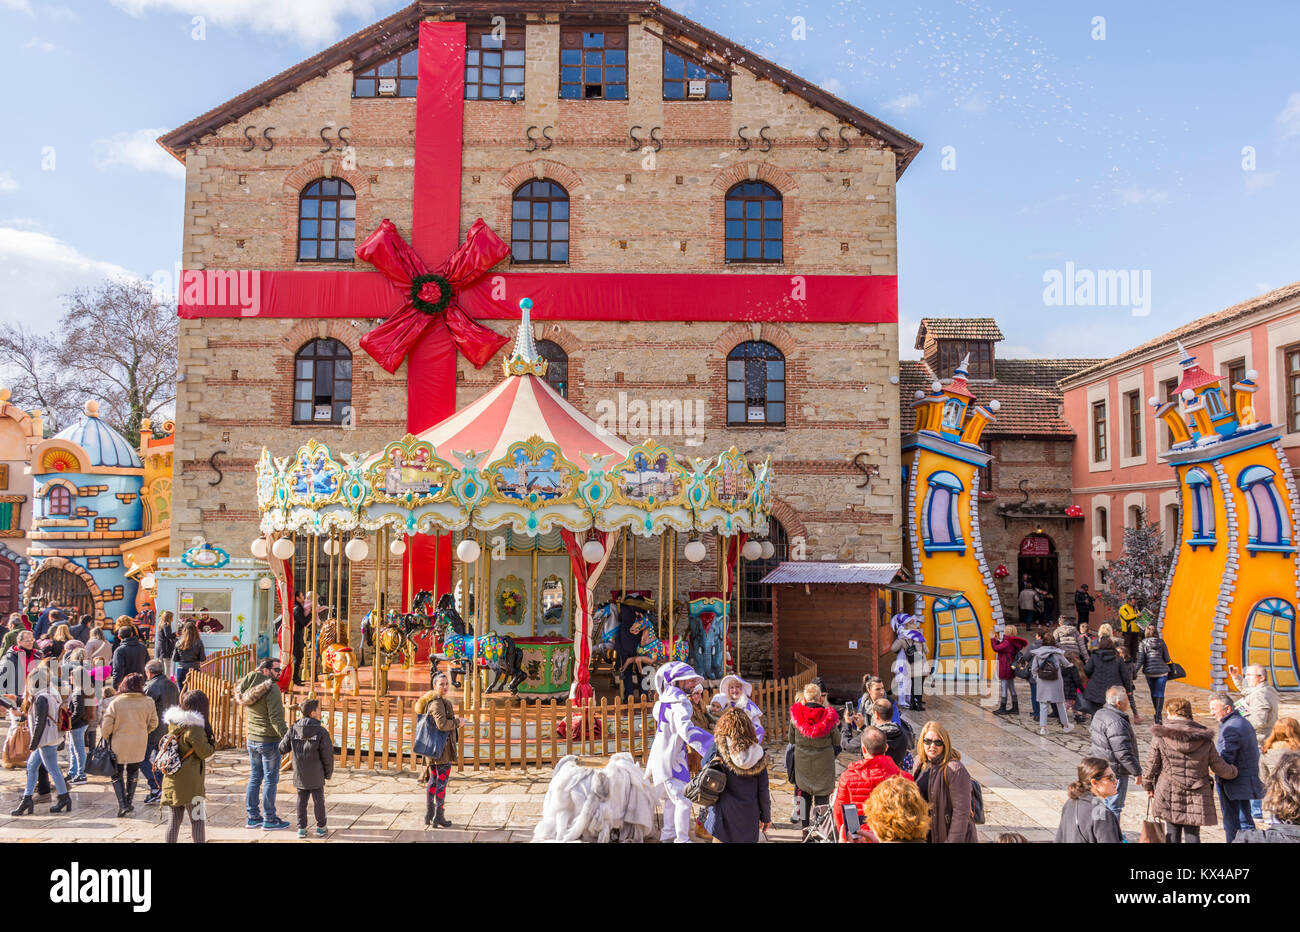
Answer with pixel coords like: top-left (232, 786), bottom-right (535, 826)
top-left (433, 596), bottom-right (526, 694)
top-left (372, 609), bottom-right (426, 696)
top-left (590, 601), bottom-right (623, 689)
top-left (316, 618), bottom-right (359, 701)
top-left (623, 616), bottom-right (690, 674)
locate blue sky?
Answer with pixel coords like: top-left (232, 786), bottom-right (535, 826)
top-left (1, 0), bottom-right (1297, 361)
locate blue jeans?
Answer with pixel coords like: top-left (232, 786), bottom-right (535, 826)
top-left (1030, 679), bottom-right (1040, 718)
top-left (246, 740), bottom-right (282, 822)
top-left (1251, 798), bottom-right (1263, 820)
top-left (26, 745), bottom-right (67, 796)
top-left (67, 724), bottom-right (88, 779)
top-left (1145, 675), bottom-right (1167, 717)
top-left (141, 736), bottom-right (161, 792)
top-left (1218, 786), bottom-right (1255, 844)
top-left (1103, 774), bottom-right (1129, 817)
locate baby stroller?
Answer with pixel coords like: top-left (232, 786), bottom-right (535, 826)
top-left (801, 803), bottom-right (839, 843)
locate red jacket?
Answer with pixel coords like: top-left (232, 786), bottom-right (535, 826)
top-left (991, 634), bottom-right (1027, 681)
top-left (831, 753), bottom-right (912, 840)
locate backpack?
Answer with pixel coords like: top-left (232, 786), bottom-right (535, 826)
top-left (152, 732), bottom-right (193, 777)
top-left (1012, 647), bottom-right (1033, 680)
top-left (1036, 655), bottom-right (1060, 681)
top-left (684, 751), bottom-right (728, 807)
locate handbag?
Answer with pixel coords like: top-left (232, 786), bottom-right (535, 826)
top-left (1140, 797), bottom-right (1165, 843)
top-left (1, 714), bottom-right (30, 769)
top-left (412, 712), bottom-right (448, 759)
top-left (969, 778), bottom-right (986, 824)
top-left (86, 738), bottom-right (118, 778)
top-left (1012, 648), bottom-right (1033, 680)
top-left (684, 751), bottom-right (728, 806)
top-left (1166, 661), bottom-right (1186, 681)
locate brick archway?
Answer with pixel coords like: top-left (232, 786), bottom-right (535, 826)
top-left (767, 498), bottom-right (808, 549)
top-left (279, 160), bottom-right (374, 265)
top-left (24, 556), bottom-right (105, 620)
top-left (0, 544), bottom-right (31, 616)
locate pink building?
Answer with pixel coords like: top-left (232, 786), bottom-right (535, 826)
top-left (1061, 281), bottom-right (1300, 621)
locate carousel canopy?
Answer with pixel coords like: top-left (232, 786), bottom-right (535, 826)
top-left (256, 299), bottom-right (772, 539)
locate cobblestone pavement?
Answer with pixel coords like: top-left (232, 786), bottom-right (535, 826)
top-left (0, 678), bottom-right (1292, 842)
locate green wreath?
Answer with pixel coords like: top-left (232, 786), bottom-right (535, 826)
top-left (410, 272), bottom-right (454, 316)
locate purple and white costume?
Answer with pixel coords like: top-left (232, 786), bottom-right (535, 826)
top-left (708, 673), bottom-right (765, 743)
top-left (646, 660), bottom-right (714, 843)
top-left (890, 613), bottom-right (927, 706)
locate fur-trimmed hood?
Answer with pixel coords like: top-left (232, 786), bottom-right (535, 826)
top-left (790, 702), bottom-right (840, 738)
top-left (236, 671), bottom-right (274, 707)
top-left (716, 737), bottom-right (767, 775)
top-left (1153, 717), bottom-right (1215, 752)
top-left (164, 707), bottom-right (205, 728)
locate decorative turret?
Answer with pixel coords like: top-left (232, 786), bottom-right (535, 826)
top-left (503, 297), bottom-right (549, 378)
top-left (1170, 340), bottom-right (1237, 442)
top-left (910, 353), bottom-right (999, 447)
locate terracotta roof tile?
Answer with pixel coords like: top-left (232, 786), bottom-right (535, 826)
top-left (914, 318), bottom-right (1005, 348)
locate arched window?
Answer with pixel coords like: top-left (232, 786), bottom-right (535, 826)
top-left (742, 518), bottom-right (789, 618)
top-left (293, 339), bottom-right (353, 425)
top-left (724, 181), bottom-right (782, 263)
top-left (1186, 468), bottom-right (1215, 545)
top-left (45, 485), bottom-right (72, 517)
top-left (536, 340), bottom-right (569, 398)
top-left (727, 341), bottom-right (785, 426)
top-left (922, 471), bottom-right (965, 553)
top-left (352, 47), bottom-right (418, 98)
top-left (298, 179), bottom-right (356, 261)
top-left (1095, 506), bottom-right (1109, 543)
top-left (941, 399), bottom-right (965, 430)
top-left (511, 181), bottom-right (569, 263)
top-left (1243, 598), bottom-right (1299, 691)
top-left (932, 595), bottom-right (983, 675)
top-left (1238, 465), bottom-right (1291, 549)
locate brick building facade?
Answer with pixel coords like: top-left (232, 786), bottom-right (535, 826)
top-left (902, 319), bottom-right (1100, 622)
top-left (158, 1), bottom-right (919, 657)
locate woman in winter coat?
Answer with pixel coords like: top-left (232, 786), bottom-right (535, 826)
top-left (1082, 636), bottom-right (1134, 716)
top-left (704, 707), bottom-right (771, 843)
top-left (990, 625), bottom-right (1028, 716)
top-left (84, 627), bottom-right (112, 667)
top-left (912, 720), bottom-right (978, 843)
top-left (1030, 632), bottom-right (1074, 735)
top-left (171, 621), bottom-right (206, 692)
top-left (9, 668), bottom-right (71, 815)
top-left (100, 672), bottom-right (159, 818)
top-left (1234, 751), bottom-right (1300, 843)
top-left (416, 672), bottom-right (461, 828)
top-left (1144, 697), bottom-right (1237, 843)
top-left (60, 648), bottom-right (94, 784)
top-left (1135, 626), bottom-right (1172, 724)
top-left (1260, 718), bottom-right (1300, 785)
top-left (160, 689), bottom-right (215, 843)
top-left (787, 682), bottom-right (841, 826)
top-left (1055, 757), bottom-right (1123, 843)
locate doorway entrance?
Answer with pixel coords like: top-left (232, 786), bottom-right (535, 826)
top-left (27, 565), bottom-right (95, 618)
top-left (1017, 533), bottom-right (1060, 624)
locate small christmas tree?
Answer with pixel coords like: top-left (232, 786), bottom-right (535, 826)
top-left (1098, 515), bottom-right (1173, 613)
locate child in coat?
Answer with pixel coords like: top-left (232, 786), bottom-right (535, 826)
top-left (278, 698), bottom-right (334, 838)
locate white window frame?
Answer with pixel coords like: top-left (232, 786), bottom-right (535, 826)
top-left (1091, 493), bottom-right (1112, 558)
top-left (1117, 370), bottom-right (1147, 469)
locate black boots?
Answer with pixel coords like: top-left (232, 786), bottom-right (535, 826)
top-left (50, 793), bottom-right (71, 814)
top-left (113, 778), bottom-right (132, 818)
top-left (1010, 696), bottom-right (1020, 716)
top-left (425, 793), bottom-right (436, 828)
top-left (434, 806), bottom-right (452, 828)
top-left (909, 696), bottom-right (925, 712)
top-left (10, 796), bottom-right (33, 816)
top-left (993, 698), bottom-right (1009, 715)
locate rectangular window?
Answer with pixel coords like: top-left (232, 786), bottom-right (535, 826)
top-left (1125, 390), bottom-right (1142, 457)
top-left (1092, 400), bottom-right (1107, 462)
top-left (935, 340), bottom-right (994, 380)
top-left (1224, 357), bottom-right (1246, 389)
top-left (353, 47), bottom-right (418, 98)
top-left (1287, 344), bottom-right (1300, 433)
top-left (559, 27), bottom-right (627, 100)
top-left (1161, 377), bottom-right (1179, 447)
top-left (1096, 506), bottom-right (1108, 543)
top-left (465, 29), bottom-right (526, 101)
top-left (662, 48), bottom-right (730, 100)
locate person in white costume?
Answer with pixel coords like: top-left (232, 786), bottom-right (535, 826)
top-left (645, 661), bottom-right (714, 843)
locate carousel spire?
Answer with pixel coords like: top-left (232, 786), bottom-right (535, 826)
top-left (504, 297), bottom-right (550, 378)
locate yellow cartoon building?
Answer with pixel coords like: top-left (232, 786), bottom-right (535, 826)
top-left (902, 356), bottom-right (1005, 677)
top-left (1154, 342), bottom-right (1299, 692)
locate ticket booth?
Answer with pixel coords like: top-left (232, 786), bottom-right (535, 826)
top-left (155, 545), bottom-right (277, 661)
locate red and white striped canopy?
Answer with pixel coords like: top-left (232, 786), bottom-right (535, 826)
top-left (402, 373), bottom-right (630, 466)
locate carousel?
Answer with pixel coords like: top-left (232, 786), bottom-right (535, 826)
top-left (250, 299), bottom-right (774, 710)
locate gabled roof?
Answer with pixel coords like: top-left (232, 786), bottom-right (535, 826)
top-left (914, 317), bottom-right (1004, 349)
top-left (157, 1), bottom-right (922, 176)
top-left (1060, 280), bottom-right (1300, 387)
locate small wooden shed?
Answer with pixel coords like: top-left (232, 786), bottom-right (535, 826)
top-left (762, 562), bottom-right (963, 698)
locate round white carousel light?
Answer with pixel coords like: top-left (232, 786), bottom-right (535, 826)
top-left (581, 539), bottom-right (606, 563)
top-left (760, 540), bottom-right (776, 560)
top-left (344, 538), bottom-right (369, 562)
top-left (931, 381), bottom-right (943, 392)
top-left (742, 540), bottom-right (762, 561)
top-left (271, 538), bottom-right (295, 560)
top-left (323, 539), bottom-right (338, 556)
top-left (1245, 369), bottom-right (1258, 382)
top-left (140, 573), bottom-right (157, 591)
top-left (250, 537), bottom-right (269, 559)
top-left (1182, 389), bottom-right (1195, 402)
top-left (258, 577), bottom-right (273, 590)
top-left (684, 539), bottom-right (707, 563)
top-left (1148, 396), bottom-right (1161, 407)
top-left (988, 400), bottom-right (1001, 412)
top-left (457, 539), bottom-right (481, 563)
top-left (389, 538), bottom-right (408, 557)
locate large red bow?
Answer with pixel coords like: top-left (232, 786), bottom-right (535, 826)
top-left (357, 218), bottom-right (511, 373)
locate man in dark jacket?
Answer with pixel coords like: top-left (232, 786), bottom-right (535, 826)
top-left (110, 626), bottom-right (149, 688)
top-left (1211, 693), bottom-right (1264, 843)
top-left (1074, 585), bottom-right (1095, 627)
top-left (278, 697), bottom-right (334, 837)
top-left (69, 614), bottom-right (93, 644)
top-left (870, 699), bottom-right (913, 769)
top-left (1089, 686), bottom-right (1142, 817)
top-left (141, 660), bottom-right (180, 804)
top-left (291, 595), bottom-right (308, 686)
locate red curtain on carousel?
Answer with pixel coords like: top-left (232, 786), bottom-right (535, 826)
top-left (560, 529), bottom-right (614, 702)
top-left (720, 533), bottom-right (748, 674)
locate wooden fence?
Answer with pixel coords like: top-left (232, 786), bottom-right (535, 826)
top-left (196, 653), bottom-right (818, 770)
top-left (196, 644), bottom-right (254, 683)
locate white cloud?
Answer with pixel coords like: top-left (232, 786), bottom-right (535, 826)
top-left (0, 0), bottom-right (33, 14)
top-left (1116, 185), bottom-right (1169, 206)
top-left (0, 228), bottom-right (137, 328)
top-left (93, 128), bottom-right (185, 179)
top-left (0, 171), bottom-right (16, 195)
top-left (884, 93), bottom-right (920, 114)
top-left (1277, 91), bottom-right (1300, 141)
top-left (109, 0), bottom-right (382, 45)
top-left (1244, 171), bottom-right (1279, 193)
top-left (25, 36), bottom-right (54, 52)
